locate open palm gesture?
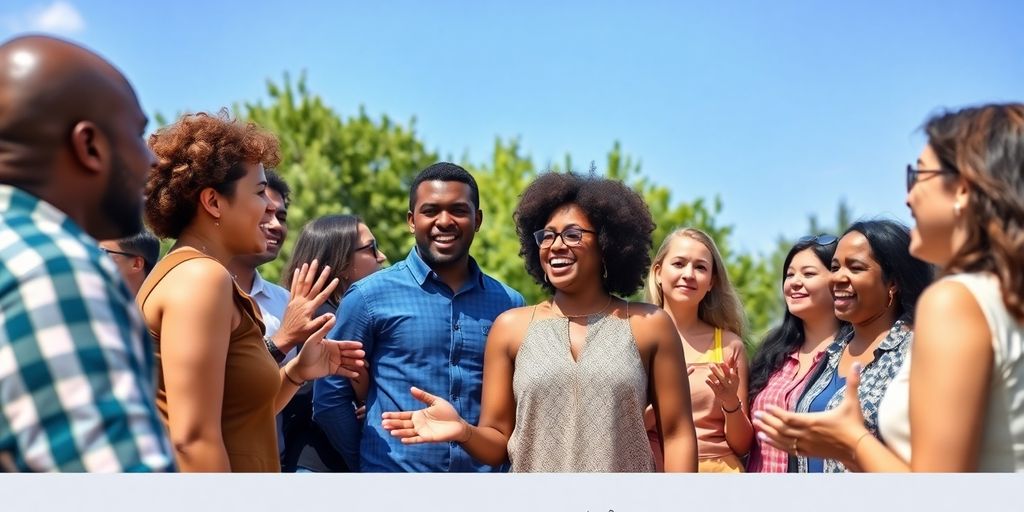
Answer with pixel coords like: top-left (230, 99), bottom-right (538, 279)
top-left (707, 349), bottom-right (741, 409)
top-left (382, 387), bottom-right (469, 444)
top-left (752, 362), bottom-right (870, 464)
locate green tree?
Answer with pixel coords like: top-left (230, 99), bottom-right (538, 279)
top-left (235, 72), bottom-right (438, 284)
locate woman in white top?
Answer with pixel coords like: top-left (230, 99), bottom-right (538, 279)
top-left (754, 103), bottom-right (1024, 471)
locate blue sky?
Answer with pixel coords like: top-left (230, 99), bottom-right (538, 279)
top-left (2, 0), bottom-right (1021, 254)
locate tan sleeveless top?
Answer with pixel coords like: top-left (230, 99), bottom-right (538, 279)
top-left (506, 305), bottom-right (655, 472)
top-left (689, 328), bottom-right (735, 460)
top-left (138, 248), bottom-right (282, 472)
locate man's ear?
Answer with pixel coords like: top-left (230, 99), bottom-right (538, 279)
top-left (475, 209), bottom-right (483, 233)
top-left (69, 121), bottom-right (110, 175)
top-left (407, 210), bottom-right (415, 234)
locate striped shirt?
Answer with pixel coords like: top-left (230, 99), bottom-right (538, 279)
top-left (0, 185), bottom-right (174, 472)
top-left (313, 248), bottom-right (524, 472)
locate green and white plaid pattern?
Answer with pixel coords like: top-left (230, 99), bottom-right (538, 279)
top-left (0, 185), bottom-right (174, 472)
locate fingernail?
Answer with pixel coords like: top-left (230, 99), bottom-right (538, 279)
top-left (757, 432), bottom-right (767, 441)
top-left (753, 411), bottom-right (764, 420)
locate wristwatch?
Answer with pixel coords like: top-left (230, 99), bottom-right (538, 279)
top-left (264, 336), bottom-right (286, 363)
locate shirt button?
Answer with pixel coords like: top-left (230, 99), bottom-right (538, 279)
top-left (453, 323), bottom-right (460, 330)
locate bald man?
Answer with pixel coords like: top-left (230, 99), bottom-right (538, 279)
top-left (0, 35), bottom-right (174, 471)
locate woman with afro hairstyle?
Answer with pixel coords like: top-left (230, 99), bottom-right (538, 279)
top-left (381, 171), bottom-right (697, 472)
top-left (138, 112), bottom-right (365, 472)
top-left (644, 228), bottom-right (753, 472)
top-left (757, 103), bottom-right (1024, 471)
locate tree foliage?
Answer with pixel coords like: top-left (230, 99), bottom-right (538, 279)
top-left (224, 73), bottom-right (844, 344)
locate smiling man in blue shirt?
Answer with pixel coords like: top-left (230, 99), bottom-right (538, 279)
top-left (314, 162), bottom-right (524, 472)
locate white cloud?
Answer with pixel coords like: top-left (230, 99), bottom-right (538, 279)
top-left (29, 1), bottom-right (85, 34)
top-left (0, 1), bottom-right (86, 36)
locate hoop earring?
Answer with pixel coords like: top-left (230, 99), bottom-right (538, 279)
top-left (602, 259), bottom-right (608, 280)
top-left (543, 273), bottom-right (549, 284)
top-left (887, 290), bottom-right (895, 309)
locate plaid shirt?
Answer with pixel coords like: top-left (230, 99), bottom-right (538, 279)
top-left (746, 349), bottom-right (825, 472)
top-left (0, 185), bottom-right (174, 472)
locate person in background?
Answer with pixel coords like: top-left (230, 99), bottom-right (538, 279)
top-left (756, 103), bottom-right (1024, 471)
top-left (140, 111), bottom-right (365, 472)
top-left (0, 35), bottom-right (174, 471)
top-left (745, 235), bottom-right (840, 472)
top-left (279, 214), bottom-right (386, 472)
top-left (645, 227), bottom-right (752, 472)
top-left (226, 169), bottom-right (294, 359)
top-left (100, 230), bottom-right (160, 296)
top-left (755, 219), bottom-right (932, 472)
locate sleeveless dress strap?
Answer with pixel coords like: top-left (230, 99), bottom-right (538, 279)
top-left (712, 328), bottom-right (724, 363)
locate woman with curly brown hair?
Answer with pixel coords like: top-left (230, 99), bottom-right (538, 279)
top-left (644, 228), bottom-right (753, 472)
top-left (756, 103), bottom-right (1024, 471)
top-left (380, 171), bottom-right (697, 472)
top-left (138, 112), bottom-right (365, 472)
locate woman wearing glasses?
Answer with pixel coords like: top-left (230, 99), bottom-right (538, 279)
top-left (756, 103), bottom-right (1024, 471)
top-left (644, 228), bottom-right (752, 472)
top-left (278, 215), bottom-right (387, 472)
top-left (744, 234), bottom-right (841, 472)
top-left (380, 171), bottom-right (698, 472)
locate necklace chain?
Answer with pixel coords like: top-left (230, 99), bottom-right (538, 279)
top-left (552, 296), bottom-right (614, 319)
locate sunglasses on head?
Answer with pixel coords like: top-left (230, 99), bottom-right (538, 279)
top-left (796, 234), bottom-right (838, 246)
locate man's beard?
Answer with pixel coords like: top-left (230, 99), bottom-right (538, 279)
top-left (100, 156), bottom-right (144, 238)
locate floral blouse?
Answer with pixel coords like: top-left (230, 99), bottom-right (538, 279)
top-left (793, 317), bottom-right (913, 473)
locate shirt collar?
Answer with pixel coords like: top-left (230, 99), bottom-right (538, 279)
top-left (0, 185), bottom-right (93, 243)
top-left (879, 316), bottom-right (912, 351)
top-left (250, 270), bottom-right (271, 298)
top-left (404, 247), bottom-right (486, 291)
top-left (825, 316), bottom-right (912, 358)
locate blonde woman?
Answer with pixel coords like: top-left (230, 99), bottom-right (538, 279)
top-left (645, 228), bottom-right (752, 472)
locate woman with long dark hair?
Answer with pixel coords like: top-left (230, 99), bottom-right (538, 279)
top-left (745, 235), bottom-right (840, 472)
top-left (756, 104), bottom-right (1024, 471)
top-left (280, 214), bottom-right (387, 472)
top-left (754, 219), bottom-right (933, 472)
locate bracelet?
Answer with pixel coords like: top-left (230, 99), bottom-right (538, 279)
top-left (721, 400), bottom-right (742, 414)
top-left (852, 431), bottom-right (873, 463)
top-left (264, 336), bottom-right (286, 363)
top-left (283, 366), bottom-right (304, 387)
top-left (460, 422), bottom-right (473, 444)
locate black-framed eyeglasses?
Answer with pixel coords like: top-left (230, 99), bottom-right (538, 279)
top-left (906, 164), bottom-right (957, 192)
top-left (101, 248), bottom-right (142, 259)
top-left (533, 227), bottom-right (597, 248)
top-left (354, 239), bottom-right (378, 255)
top-left (796, 234), bottom-right (838, 246)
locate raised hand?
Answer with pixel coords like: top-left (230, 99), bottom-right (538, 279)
top-left (381, 387), bottom-right (469, 444)
top-left (752, 362), bottom-right (870, 463)
top-left (707, 349), bottom-right (741, 410)
top-left (289, 315), bottom-right (365, 381)
top-left (274, 260), bottom-right (340, 353)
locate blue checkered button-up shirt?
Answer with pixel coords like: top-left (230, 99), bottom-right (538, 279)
top-left (0, 185), bottom-right (174, 472)
top-left (314, 248), bottom-right (524, 472)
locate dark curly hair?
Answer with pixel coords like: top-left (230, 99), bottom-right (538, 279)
top-left (513, 171), bottom-right (655, 296)
top-left (145, 111), bottom-right (281, 239)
